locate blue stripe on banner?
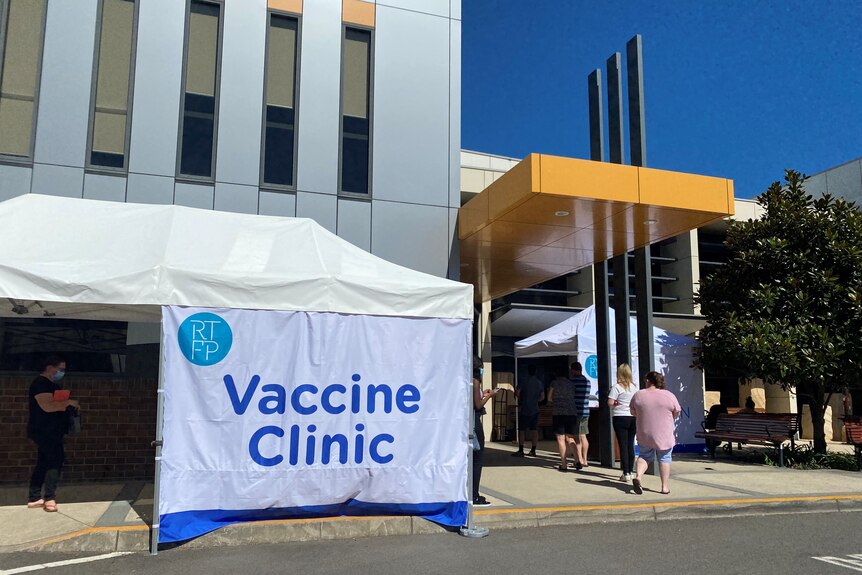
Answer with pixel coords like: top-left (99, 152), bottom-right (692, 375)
top-left (159, 499), bottom-right (468, 543)
top-left (673, 442), bottom-right (707, 454)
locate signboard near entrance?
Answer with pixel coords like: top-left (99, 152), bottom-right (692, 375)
top-left (158, 306), bottom-right (471, 543)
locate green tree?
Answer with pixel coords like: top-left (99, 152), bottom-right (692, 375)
top-left (695, 170), bottom-right (862, 453)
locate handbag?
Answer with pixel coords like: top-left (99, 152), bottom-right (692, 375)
top-left (67, 408), bottom-right (82, 435)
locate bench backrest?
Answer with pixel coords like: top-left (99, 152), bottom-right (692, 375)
top-left (845, 417), bottom-right (862, 444)
top-left (714, 413), bottom-right (799, 439)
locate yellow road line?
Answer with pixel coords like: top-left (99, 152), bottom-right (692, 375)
top-left (473, 494), bottom-right (862, 515)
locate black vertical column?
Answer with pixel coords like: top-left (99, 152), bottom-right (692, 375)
top-left (627, 35), bottom-right (655, 383)
top-left (588, 69), bottom-right (614, 468)
top-left (607, 53), bottom-right (631, 371)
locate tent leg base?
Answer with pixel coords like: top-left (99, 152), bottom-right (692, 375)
top-left (460, 526), bottom-right (490, 538)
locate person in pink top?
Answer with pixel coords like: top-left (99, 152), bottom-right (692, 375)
top-left (629, 371), bottom-right (681, 495)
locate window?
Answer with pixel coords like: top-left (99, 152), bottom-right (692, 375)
top-left (261, 12), bottom-right (298, 188)
top-left (0, 0), bottom-right (46, 160)
top-left (178, 0), bottom-right (221, 179)
top-left (87, 0), bottom-right (136, 170)
top-left (340, 27), bottom-right (371, 195)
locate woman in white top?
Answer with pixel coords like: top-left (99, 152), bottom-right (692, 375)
top-left (608, 363), bottom-right (638, 482)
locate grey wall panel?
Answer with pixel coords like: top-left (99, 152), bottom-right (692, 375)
top-left (84, 173), bottom-right (126, 202)
top-left (215, 0), bottom-right (266, 185)
top-left (295, 0), bottom-right (341, 195)
top-left (337, 198), bottom-right (371, 251)
top-left (127, 0), bottom-right (186, 177)
top-left (259, 190), bottom-right (296, 217)
top-left (175, 183), bottom-right (214, 209)
top-left (825, 159), bottom-right (862, 203)
top-left (31, 164), bottom-right (84, 198)
top-left (215, 182), bottom-right (258, 214)
top-left (0, 165), bottom-right (32, 201)
top-left (448, 19), bottom-right (460, 208)
top-left (806, 172), bottom-right (827, 198)
top-left (373, 6), bottom-right (450, 207)
top-left (127, 173), bottom-right (174, 205)
top-left (296, 191), bottom-right (336, 233)
top-left (371, 200), bottom-right (448, 276)
top-left (33, 0), bottom-right (97, 167)
top-left (447, 206), bottom-right (459, 280)
top-left (377, 0), bottom-right (448, 18)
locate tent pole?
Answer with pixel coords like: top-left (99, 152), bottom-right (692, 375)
top-left (150, 321), bottom-right (166, 555)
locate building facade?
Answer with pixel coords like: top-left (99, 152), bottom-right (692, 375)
top-left (0, 0), bottom-right (461, 483)
top-left (0, 0), bottom-right (462, 277)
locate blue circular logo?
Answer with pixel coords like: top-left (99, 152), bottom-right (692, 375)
top-left (585, 354), bottom-right (599, 379)
top-left (178, 312), bottom-right (233, 366)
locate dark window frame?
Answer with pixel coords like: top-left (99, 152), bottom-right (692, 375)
top-left (0, 0), bottom-right (47, 166)
top-left (259, 9), bottom-right (301, 192)
top-left (338, 24), bottom-right (373, 198)
top-left (85, 0), bottom-right (139, 174)
top-left (175, 0), bottom-right (224, 183)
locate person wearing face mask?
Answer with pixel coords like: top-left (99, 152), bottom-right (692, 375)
top-left (26, 355), bottom-right (79, 513)
top-left (472, 356), bottom-right (494, 506)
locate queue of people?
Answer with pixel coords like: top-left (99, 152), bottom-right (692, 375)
top-left (483, 361), bottom-right (683, 497)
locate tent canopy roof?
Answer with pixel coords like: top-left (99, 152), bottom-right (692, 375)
top-left (514, 305), bottom-right (694, 359)
top-left (0, 194), bottom-right (473, 322)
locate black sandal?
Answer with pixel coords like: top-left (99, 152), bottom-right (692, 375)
top-left (632, 478), bottom-right (643, 495)
top-left (557, 465), bottom-right (567, 472)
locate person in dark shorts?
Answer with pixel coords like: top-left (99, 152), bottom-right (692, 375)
top-left (548, 368), bottom-right (581, 471)
top-left (27, 355), bottom-right (79, 513)
top-left (512, 364), bottom-right (545, 457)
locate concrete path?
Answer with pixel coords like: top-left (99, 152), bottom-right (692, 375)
top-left (1, 441), bottom-right (860, 554)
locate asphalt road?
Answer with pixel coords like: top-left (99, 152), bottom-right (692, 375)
top-left (3, 512), bottom-right (862, 574)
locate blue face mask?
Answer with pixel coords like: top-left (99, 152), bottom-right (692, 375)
top-left (479, 368), bottom-right (484, 377)
top-left (52, 370), bottom-right (65, 382)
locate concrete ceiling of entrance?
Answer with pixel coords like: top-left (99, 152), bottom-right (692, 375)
top-left (459, 154), bottom-right (734, 302)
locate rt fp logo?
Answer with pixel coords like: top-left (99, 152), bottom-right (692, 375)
top-left (178, 312), bottom-right (233, 366)
top-left (585, 355), bottom-right (599, 379)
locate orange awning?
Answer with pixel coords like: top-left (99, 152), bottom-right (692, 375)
top-left (459, 153), bottom-right (734, 302)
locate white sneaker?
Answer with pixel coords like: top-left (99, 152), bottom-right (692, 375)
top-left (626, 473), bottom-right (635, 482)
top-left (619, 473), bottom-right (628, 482)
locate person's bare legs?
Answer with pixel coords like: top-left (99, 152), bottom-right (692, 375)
top-left (556, 434), bottom-right (568, 468)
top-left (659, 462), bottom-right (671, 493)
top-left (578, 434), bottom-right (589, 466)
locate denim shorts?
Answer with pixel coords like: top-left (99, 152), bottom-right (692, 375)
top-left (638, 446), bottom-right (673, 463)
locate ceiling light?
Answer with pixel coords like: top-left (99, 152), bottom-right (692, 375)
top-left (554, 211), bottom-right (570, 217)
top-left (644, 219), bottom-right (658, 225)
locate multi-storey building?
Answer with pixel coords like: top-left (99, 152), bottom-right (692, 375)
top-left (0, 0), bottom-right (462, 482)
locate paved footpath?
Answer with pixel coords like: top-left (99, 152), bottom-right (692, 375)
top-left (1, 441), bottom-right (860, 555)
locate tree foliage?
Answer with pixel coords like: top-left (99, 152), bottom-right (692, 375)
top-left (695, 170), bottom-right (862, 452)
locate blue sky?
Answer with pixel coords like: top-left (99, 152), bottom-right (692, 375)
top-left (461, 1), bottom-right (862, 198)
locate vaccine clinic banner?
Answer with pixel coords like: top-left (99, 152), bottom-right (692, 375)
top-left (159, 306), bottom-right (472, 543)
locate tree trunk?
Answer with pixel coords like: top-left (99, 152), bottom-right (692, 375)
top-left (808, 392), bottom-right (827, 454)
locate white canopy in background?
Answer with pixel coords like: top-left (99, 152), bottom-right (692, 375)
top-left (0, 194), bottom-right (473, 322)
top-left (515, 305), bottom-right (704, 450)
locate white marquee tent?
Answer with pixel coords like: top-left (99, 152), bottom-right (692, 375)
top-left (0, 194), bottom-right (476, 548)
top-left (515, 305), bottom-right (704, 451)
top-left (0, 194), bottom-right (472, 322)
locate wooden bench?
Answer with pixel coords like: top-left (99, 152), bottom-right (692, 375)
top-left (844, 416), bottom-right (862, 471)
top-left (695, 413), bottom-right (799, 467)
